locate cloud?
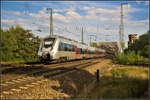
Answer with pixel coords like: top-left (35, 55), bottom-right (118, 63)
top-left (53, 13), bottom-right (69, 22)
top-left (27, 7), bottom-right (82, 23)
top-left (1, 18), bottom-right (27, 24)
top-left (1, 19), bottom-right (15, 24)
top-left (136, 0), bottom-right (149, 5)
top-left (12, 11), bottom-right (22, 15)
top-left (66, 10), bottom-right (82, 19)
top-left (27, 8), bottom-right (48, 19)
top-left (1, 1), bottom-right (149, 43)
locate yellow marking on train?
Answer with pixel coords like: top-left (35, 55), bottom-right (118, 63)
top-left (63, 42), bottom-right (71, 45)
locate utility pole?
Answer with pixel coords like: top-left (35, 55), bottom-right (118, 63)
top-left (119, 3), bottom-right (128, 53)
top-left (47, 8), bottom-right (53, 35)
top-left (81, 27), bottom-right (84, 44)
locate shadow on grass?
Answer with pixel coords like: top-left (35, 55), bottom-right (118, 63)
top-left (87, 74), bottom-right (149, 99)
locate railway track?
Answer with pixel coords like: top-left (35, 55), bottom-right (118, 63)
top-left (1, 59), bottom-right (97, 82)
top-left (1, 59), bottom-right (99, 96)
top-left (1, 58), bottom-right (98, 74)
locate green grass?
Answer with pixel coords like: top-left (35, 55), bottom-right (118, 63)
top-left (114, 51), bottom-right (149, 65)
top-left (0, 59), bottom-right (25, 64)
top-left (0, 58), bottom-right (39, 64)
top-left (87, 67), bottom-right (149, 98)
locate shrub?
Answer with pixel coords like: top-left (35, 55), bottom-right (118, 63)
top-left (115, 51), bottom-right (149, 65)
top-left (0, 26), bottom-right (41, 62)
top-left (125, 30), bottom-right (149, 58)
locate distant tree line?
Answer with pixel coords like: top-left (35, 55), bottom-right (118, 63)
top-left (0, 25), bottom-right (41, 62)
top-left (125, 30), bottom-right (149, 58)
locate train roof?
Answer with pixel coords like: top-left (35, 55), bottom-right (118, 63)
top-left (43, 35), bottom-right (105, 51)
top-left (44, 35), bottom-right (88, 46)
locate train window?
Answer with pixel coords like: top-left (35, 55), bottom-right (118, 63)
top-left (64, 43), bottom-right (68, 51)
top-left (78, 48), bottom-right (82, 54)
top-left (72, 45), bottom-right (75, 52)
top-left (89, 50), bottom-right (91, 54)
top-left (70, 45), bottom-right (72, 51)
top-left (90, 50), bottom-right (93, 54)
top-left (69, 44), bottom-right (72, 51)
top-left (82, 49), bottom-right (85, 54)
top-left (43, 38), bottom-right (55, 48)
top-left (78, 48), bottom-right (80, 54)
top-left (70, 45), bottom-right (73, 52)
top-left (58, 43), bottom-right (61, 51)
top-left (81, 49), bottom-right (83, 54)
top-left (68, 44), bottom-right (71, 51)
top-left (58, 42), bottom-right (63, 51)
top-left (67, 44), bottom-right (69, 51)
top-left (44, 38), bottom-right (55, 41)
top-left (84, 49), bottom-right (86, 54)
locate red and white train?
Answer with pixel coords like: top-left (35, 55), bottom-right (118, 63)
top-left (38, 35), bottom-right (105, 62)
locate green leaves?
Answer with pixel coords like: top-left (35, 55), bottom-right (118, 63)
top-left (125, 30), bottom-right (149, 58)
top-left (115, 51), bottom-right (149, 65)
top-left (0, 25), bottom-right (41, 62)
top-left (90, 42), bottom-right (98, 47)
top-left (117, 30), bottom-right (149, 65)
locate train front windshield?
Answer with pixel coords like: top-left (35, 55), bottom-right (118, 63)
top-left (43, 38), bottom-right (55, 48)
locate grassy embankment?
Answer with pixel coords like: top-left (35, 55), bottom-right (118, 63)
top-left (0, 59), bottom-right (39, 64)
top-left (87, 66), bottom-right (149, 98)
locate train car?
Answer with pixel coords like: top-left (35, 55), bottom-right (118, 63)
top-left (38, 35), bottom-right (105, 62)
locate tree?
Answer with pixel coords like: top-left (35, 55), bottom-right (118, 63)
top-left (0, 27), bottom-right (17, 61)
top-left (125, 30), bottom-right (149, 57)
top-left (90, 42), bottom-right (98, 48)
top-left (0, 25), bottom-right (41, 62)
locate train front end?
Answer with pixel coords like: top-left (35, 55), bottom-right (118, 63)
top-left (38, 37), bottom-right (56, 62)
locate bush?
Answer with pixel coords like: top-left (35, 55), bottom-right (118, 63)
top-left (0, 26), bottom-right (41, 62)
top-left (125, 30), bottom-right (149, 58)
top-left (115, 51), bottom-right (149, 65)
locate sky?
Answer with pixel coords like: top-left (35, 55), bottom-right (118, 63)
top-left (1, 1), bottom-right (149, 45)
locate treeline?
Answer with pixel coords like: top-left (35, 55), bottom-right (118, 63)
top-left (115, 31), bottom-right (149, 65)
top-left (125, 30), bottom-right (149, 58)
top-left (0, 25), bottom-right (41, 62)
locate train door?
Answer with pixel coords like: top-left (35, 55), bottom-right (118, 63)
top-left (86, 48), bottom-right (89, 58)
top-left (74, 46), bottom-right (78, 59)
